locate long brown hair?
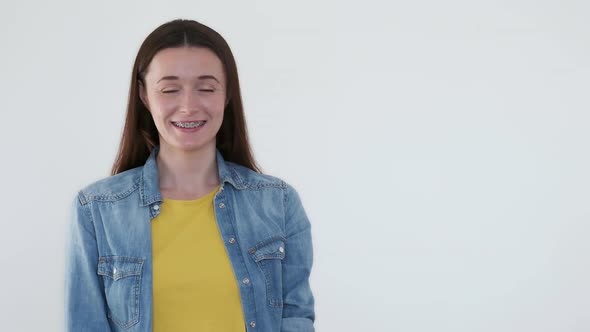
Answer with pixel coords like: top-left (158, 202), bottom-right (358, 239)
top-left (111, 19), bottom-right (260, 175)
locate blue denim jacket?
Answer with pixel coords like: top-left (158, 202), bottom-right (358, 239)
top-left (65, 146), bottom-right (315, 331)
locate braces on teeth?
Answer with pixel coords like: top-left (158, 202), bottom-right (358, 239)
top-left (173, 121), bottom-right (205, 128)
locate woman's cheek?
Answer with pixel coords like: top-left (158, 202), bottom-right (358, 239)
top-left (154, 96), bottom-right (179, 109)
top-left (197, 95), bottom-right (224, 109)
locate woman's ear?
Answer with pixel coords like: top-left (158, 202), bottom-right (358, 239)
top-left (138, 80), bottom-right (150, 111)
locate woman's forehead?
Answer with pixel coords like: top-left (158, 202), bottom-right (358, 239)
top-left (147, 47), bottom-right (224, 81)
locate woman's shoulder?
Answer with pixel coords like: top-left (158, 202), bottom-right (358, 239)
top-left (224, 161), bottom-right (291, 190)
top-left (225, 162), bottom-right (305, 212)
top-left (76, 166), bottom-right (143, 202)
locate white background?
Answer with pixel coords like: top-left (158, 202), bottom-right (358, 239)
top-left (1, 0), bottom-right (589, 331)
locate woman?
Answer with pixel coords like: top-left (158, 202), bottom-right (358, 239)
top-left (65, 19), bottom-right (315, 332)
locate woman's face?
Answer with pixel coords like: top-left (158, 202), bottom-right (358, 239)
top-left (139, 46), bottom-right (226, 153)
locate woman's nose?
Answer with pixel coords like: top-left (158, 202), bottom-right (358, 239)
top-left (180, 90), bottom-right (202, 113)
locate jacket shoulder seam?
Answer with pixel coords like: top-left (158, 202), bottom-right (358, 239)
top-left (226, 163), bottom-right (287, 189)
top-left (243, 182), bottom-right (286, 190)
top-left (82, 177), bottom-right (141, 202)
top-left (75, 190), bottom-right (97, 236)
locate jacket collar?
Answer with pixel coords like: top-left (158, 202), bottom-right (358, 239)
top-left (139, 145), bottom-right (241, 206)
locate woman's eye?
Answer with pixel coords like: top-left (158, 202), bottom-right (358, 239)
top-left (162, 90), bottom-right (179, 94)
top-left (199, 89), bottom-right (215, 93)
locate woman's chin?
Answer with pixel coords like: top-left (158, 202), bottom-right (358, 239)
top-left (166, 140), bottom-right (216, 153)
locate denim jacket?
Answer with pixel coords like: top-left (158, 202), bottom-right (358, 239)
top-left (65, 146), bottom-right (315, 332)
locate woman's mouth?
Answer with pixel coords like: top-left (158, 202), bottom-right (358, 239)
top-left (171, 120), bottom-right (206, 129)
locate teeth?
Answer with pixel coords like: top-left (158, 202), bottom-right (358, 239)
top-left (173, 121), bottom-right (205, 128)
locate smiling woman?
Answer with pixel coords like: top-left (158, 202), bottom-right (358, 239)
top-left (138, 47), bottom-right (226, 153)
top-left (64, 19), bottom-right (315, 332)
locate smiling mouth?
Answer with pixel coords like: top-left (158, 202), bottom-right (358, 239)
top-left (171, 121), bottom-right (206, 128)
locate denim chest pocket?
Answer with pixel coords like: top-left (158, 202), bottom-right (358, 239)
top-left (97, 256), bottom-right (144, 330)
top-left (249, 236), bottom-right (286, 307)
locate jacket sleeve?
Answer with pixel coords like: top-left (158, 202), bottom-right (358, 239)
top-left (281, 183), bottom-right (316, 332)
top-left (64, 192), bottom-right (112, 332)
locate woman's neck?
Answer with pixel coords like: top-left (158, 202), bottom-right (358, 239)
top-left (156, 143), bottom-right (220, 199)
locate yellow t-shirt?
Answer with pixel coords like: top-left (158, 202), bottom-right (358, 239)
top-left (151, 185), bottom-right (245, 331)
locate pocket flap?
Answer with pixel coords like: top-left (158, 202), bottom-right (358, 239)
top-left (97, 256), bottom-right (144, 281)
top-left (250, 236), bottom-right (286, 262)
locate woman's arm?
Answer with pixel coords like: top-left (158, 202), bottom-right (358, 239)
top-left (64, 192), bottom-right (112, 332)
top-left (281, 183), bottom-right (316, 332)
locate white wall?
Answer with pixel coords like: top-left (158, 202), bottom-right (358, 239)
top-left (1, 0), bottom-right (589, 331)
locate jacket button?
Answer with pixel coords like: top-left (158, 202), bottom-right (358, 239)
top-left (153, 204), bottom-right (160, 211)
top-left (229, 237), bottom-right (236, 244)
top-left (218, 203), bottom-right (225, 208)
top-left (242, 277), bottom-right (250, 285)
top-left (249, 321), bottom-right (256, 328)
top-left (279, 246), bottom-right (284, 253)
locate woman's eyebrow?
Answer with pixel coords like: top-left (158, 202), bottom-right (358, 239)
top-left (197, 75), bottom-right (220, 83)
top-left (156, 75), bottom-right (220, 84)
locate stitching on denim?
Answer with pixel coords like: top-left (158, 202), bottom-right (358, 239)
top-left (80, 195), bottom-right (97, 238)
top-left (105, 280), bottom-right (140, 329)
top-left (139, 171), bottom-right (146, 204)
top-left (249, 236), bottom-right (286, 307)
top-left (254, 235), bottom-right (287, 250)
top-left (97, 257), bottom-right (144, 278)
top-left (244, 182), bottom-right (285, 189)
top-left (132, 263), bottom-right (142, 329)
top-left (256, 256), bottom-right (284, 307)
top-left (77, 190), bottom-right (89, 205)
top-left (87, 181), bottom-right (140, 202)
top-left (282, 182), bottom-right (288, 213)
top-left (228, 167), bottom-right (245, 188)
top-left (101, 257), bottom-right (143, 329)
top-left (98, 256), bottom-right (145, 263)
top-left (226, 163), bottom-right (286, 190)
